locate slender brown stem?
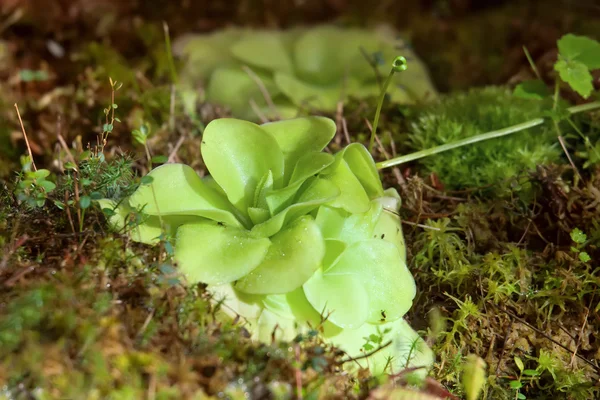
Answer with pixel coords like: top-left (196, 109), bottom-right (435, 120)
top-left (14, 103), bottom-right (36, 171)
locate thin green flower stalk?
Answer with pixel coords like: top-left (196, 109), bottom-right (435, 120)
top-left (376, 101), bottom-right (600, 170)
top-left (368, 56), bottom-right (407, 153)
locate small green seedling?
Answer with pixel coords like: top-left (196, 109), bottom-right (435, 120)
top-left (19, 69), bottom-right (49, 82)
top-left (506, 355), bottom-right (542, 400)
top-left (14, 156), bottom-right (56, 208)
top-left (515, 34), bottom-right (600, 99)
top-left (570, 228), bottom-right (591, 263)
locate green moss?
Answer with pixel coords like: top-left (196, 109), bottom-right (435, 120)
top-left (406, 87), bottom-right (562, 196)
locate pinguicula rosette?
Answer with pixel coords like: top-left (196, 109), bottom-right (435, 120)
top-left (174, 24), bottom-right (437, 120)
top-left (100, 116), bottom-right (433, 375)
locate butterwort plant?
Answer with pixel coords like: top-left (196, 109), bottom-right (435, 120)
top-left (97, 46), bottom-right (600, 377)
top-left (100, 115), bottom-right (433, 375)
top-left (174, 24), bottom-right (437, 120)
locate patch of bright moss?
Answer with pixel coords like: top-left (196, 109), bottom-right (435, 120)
top-left (406, 87), bottom-right (562, 196)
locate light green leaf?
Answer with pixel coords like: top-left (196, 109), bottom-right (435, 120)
top-left (303, 267), bottom-right (369, 329)
top-left (265, 182), bottom-right (304, 217)
top-left (338, 143), bottom-right (384, 198)
top-left (514, 356), bottom-right (524, 372)
top-left (513, 79), bottom-right (550, 100)
top-left (373, 207), bottom-right (407, 262)
top-left (322, 239), bottom-right (347, 271)
top-left (555, 59), bottom-right (594, 98)
top-left (314, 206), bottom-right (347, 240)
top-left (570, 228), bottom-right (587, 244)
top-left (253, 170), bottom-right (274, 210)
top-left (175, 221), bottom-right (271, 285)
top-left (261, 117), bottom-right (336, 182)
top-left (251, 177), bottom-right (340, 238)
top-left (292, 26), bottom-right (346, 85)
top-left (262, 287), bottom-right (322, 325)
top-left (98, 199), bottom-right (193, 245)
top-left (175, 29), bottom-right (242, 81)
top-left (321, 158), bottom-right (370, 214)
top-left (274, 73), bottom-right (355, 111)
top-left (557, 33), bottom-right (600, 70)
top-left (202, 119), bottom-right (285, 214)
top-left (265, 151), bottom-right (335, 215)
top-left (209, 283), bottom-right (264, 321)
top-left (235, 216), bottom-right (325, 294)
top-left (206, 67), bottom-right (280, 119)
top-left (315, 201), bottom-right (383, 246)
top-left (327, 239), bottom-right (415, 324)
top-left (292, 26), bottom-right (385, 85)
top-left (79, 195), bottom-right (91, 209)
top-left (289, 152), bottom-right (335, 185)
top-left (231, 32), bottom-right (294, 74)
top-left (254, 288), bottom-right (327, 342)
top-left (38, 180), bottom-right (56, 192)
top-left (129, 163), bottom-right (244, 228)
top-left (248, 207), bottom-right (271, 225)
top-left (509, 380), bottom-right (523, 390)
top-left (324, 318), bottom-right (434, 376)
top-left (32, 169), bottom-right (51, 179)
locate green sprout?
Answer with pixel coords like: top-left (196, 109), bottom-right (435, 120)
top-left (515, 34), bottom-right (600, 100)
top-left (100, 116), bottom-right (433, 375)
top-left (175, 24), bottom-right (437, 120)
top-left (14, 156), bottom-right (56, 208)
top-left (570, 228), bottom-right (591, 263)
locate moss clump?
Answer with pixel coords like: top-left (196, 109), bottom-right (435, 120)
top-left (406, 87), bottom-right (562, 195)
top-left (400, 168), bottom-right (600, 399)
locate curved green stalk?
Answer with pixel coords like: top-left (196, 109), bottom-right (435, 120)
top-left (368, 56), bottom-right (407, 153)
top-left (376, 101), bottom-right (600, 170)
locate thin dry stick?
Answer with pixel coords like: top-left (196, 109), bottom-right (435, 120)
top-left (242, 65), bottom-right (280, 120)
top-left (169, 84), bottom-right (176, 133)
top-left (557, 135), bottom-right (582, 181)
top-left (570, 308), bottom-right (590, 368)
top-left (0, 233), bottom-right (27, 270)
top-left (5, 265), bottom-right (35, 286)
top-left (496, 320), bottom-right (514, 376)
top-left (57, 134), bottom-right (78, 171)
top-left (401, 219), bottom-right (441, 231)
top-left (248, 98), bottom-right (268, 124)
top-left (341, 117), bottom-right (352, 145)
top-left (147, 373), bottom-right (156, 400)
top-left (334, 101), bottom-right (345, 146)
top-left (14, 103), bottom-right (37, 171)
top-left (57, 133), bottom-right (82, 228)
top-left (167, 135), bottom-right (186, 163)
top-left (64, 191), bottom-right (76, 234)
top-left (337, 340), bottom-right (393, 365)
top-left (137, 310), bottom-right (155, 338)
top-left (489, 302), bottom-right (600, 373)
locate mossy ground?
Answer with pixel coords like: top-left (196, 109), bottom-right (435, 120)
top-left (1, 1), bottom-right (600, 399)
